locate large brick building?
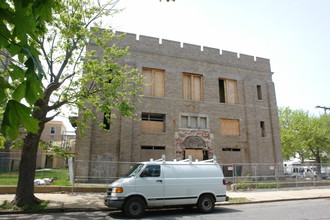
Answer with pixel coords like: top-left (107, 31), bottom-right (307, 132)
top-left (75, 32), bottom-right (282, 181)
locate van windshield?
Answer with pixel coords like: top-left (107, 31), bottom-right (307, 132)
top-left (123, 164), bottom-right (144, 178)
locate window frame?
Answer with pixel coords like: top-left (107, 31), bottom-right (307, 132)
top-left (50, 127), bottom-right (56, 134)
top-left (142, 67), bottom-right (165, 97)
top-left (219, 78), bottom-right (238, 104)
top-left (179, 114), bottom-right (208, 130)
top-left (260, 121), bottom-right (266, 137)
top-left (257, 85), bottom-right (262, 100)
top-left (182, 73), bottom-right (204, 101)
top-left (140, 165), bottom-right (161, 178)
top-left (220, 118), bottom-right (241, 136)
top-left (140, 113), bottom-right (166, 133)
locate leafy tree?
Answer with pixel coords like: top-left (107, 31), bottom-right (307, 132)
top-left (0, 0), bottom-right (144, 207)
top-left (279, 107), bottom-right (312, 162)
top-left (279, 107), bottom-right (330, 172)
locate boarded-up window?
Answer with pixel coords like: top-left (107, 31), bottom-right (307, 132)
top-left (143, 68), bottom-right (165, 97)
top-left (140, 146), bottom-right (166, 161)
top-left (183, 73), bottom-right (203, 101)
top-left (184, 149), bottom-right (204, 161)
top-left (219, 79), bottom-right (238, 104)
top-left (141, 113), bottom-right (165, 133)
top-left (220, 118), bottom-right (240, 136)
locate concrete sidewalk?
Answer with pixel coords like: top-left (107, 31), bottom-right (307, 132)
top-left (0, 187), bottom-right (330, 213)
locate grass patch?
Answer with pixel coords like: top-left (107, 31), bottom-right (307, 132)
top-left (0, 200), bottom-right (21, 211)
top-left (228, 197), bottom-right (251, 203)
top-left (0, 169), bottom-right (71, 186)
top-left (0, 200), bottom-right (49, 211)
top-left (257, 183), bottom-right (277, 189)
top-left (232, 182), bottom-right (278, 190)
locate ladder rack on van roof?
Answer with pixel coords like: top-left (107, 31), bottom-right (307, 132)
top-left (151, 155), bottom-right (217, 164)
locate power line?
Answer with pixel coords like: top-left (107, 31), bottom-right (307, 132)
top-left (315, 105), bottom-right (330, 114)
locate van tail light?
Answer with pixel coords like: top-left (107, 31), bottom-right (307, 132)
top-left (222, 179), bottom-right (226, 185)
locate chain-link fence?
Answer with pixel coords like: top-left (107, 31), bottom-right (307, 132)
top-left (222, 162), bottom-right (330, 190)
top-left (1, 152), bottom-right (329, 190)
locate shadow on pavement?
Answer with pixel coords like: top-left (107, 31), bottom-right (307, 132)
top-left (108, 206), bottom-right (242, 219)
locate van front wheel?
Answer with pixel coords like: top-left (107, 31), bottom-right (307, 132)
top-left (197, 194), bottom-right (215, 213)
top-left (123, 197), bottom-right (146, 218)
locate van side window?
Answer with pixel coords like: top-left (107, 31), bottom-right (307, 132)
top-left (141, 165), bottom-right (161, 177)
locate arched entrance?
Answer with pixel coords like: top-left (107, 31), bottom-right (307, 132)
top-left (182, 136), bottom-right (207, 160)
top-left (175, 130), bottom-right (214, 160)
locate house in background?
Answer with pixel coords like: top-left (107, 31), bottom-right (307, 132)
top-left (4, 120), bottom-right (76, 171)
top-left (75, 32), bottom-right (283, 182)
top-left (38, 120), bottom-right (76, 169)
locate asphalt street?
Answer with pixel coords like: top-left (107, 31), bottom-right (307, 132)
top-left (0, 199), bottom-right (329, 220)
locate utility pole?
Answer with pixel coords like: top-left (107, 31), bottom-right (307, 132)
top-left (315, 105), bottom-right (330, 114)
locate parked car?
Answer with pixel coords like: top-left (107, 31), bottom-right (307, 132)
top-left (320, 173), bottom-right (329, 180)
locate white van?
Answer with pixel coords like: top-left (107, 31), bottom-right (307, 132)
top-left (104, 155), bottom-right (228, 218)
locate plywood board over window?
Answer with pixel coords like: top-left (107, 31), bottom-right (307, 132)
top-left (140, 146), bottom-right (165, 161)
top-left (185, 149), bottom-right (204, 161)
top-left (143, 68), bottom-right (165, 97)
top-left (141, 113), bottom-right (165, 133)
top-left (220, 118), bottom-right (240, 136)
top-left (183, 73), bottom-right (203, 101)
top-left (227, 79), bottom-right (238, 104)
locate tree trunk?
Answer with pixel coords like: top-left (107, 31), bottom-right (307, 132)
top-left (12, 127), bottom-right (44, 207)
top-left (315, 148), bottom-right (322, 179)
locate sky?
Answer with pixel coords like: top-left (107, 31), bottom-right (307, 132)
top-left (106, 0), bottom-right (330, 116)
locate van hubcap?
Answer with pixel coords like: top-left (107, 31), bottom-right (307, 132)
top-left (130, 202), bottom-right (141, 213)
top-left (203, 199), bottom-right (211, 209)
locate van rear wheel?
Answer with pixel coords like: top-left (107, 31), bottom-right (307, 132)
top-left (197, 194), bottom-right (215, 213)
top-left (123, 197), bottom-right (146, 218)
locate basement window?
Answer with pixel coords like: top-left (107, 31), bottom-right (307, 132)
top-left (222, 148), bottom-right (241, 152)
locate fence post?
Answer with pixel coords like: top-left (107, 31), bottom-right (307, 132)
top-left (232, 163), bottom-right (236, 188)
top-left (254, 163), bottom-right (258, 189)
top-left (275, 163), bottom-right (279, 189)
top-left (68, 157), bottom-right (75, 190)
top-left (106, 160), bottom-right (110, 187)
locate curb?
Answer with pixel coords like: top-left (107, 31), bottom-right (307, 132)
top-left (217, 196), bottom-right (330, 206)
top-left (0, 186), bottom-right (107, 194)
top-left (1, 196), bottom-right (330, 215)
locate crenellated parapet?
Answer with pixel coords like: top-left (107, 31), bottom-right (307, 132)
top-left (103, 31), bottom-right (271, 72)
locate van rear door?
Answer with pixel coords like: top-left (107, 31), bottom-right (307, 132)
top-left (135, 164), bottom-right (164, 207)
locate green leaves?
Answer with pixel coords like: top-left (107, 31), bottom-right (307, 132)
top-left (1, 100), bottom-right (39, 139)
top-left (0, 0), bottom-right (56, 139)
top-left (279, 107), bottom-right (330, 162)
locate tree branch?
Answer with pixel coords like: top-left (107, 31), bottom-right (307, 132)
top-left (44, 112), bottom-right (61, 123)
